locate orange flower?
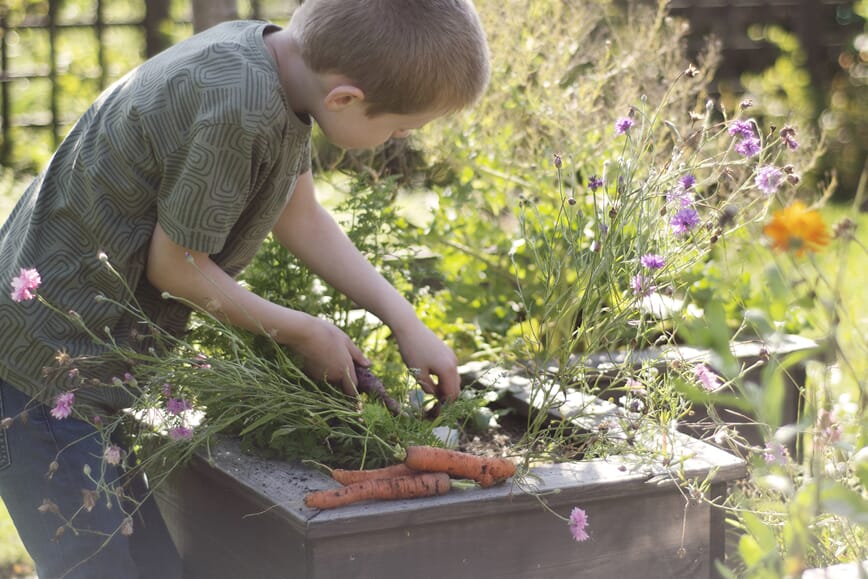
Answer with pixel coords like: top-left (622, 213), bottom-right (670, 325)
top-left (763, 201), bottom-right (830, 256)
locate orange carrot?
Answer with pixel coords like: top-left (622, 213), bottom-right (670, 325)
top-left (404, 445), bottom-right (516, 488)
top-left (330, 463), bottom-right (417, 485)
top-left (304, 472), bottom-right (451, 510)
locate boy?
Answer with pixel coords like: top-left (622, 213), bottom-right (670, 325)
top-left (0, 0), bottom-right (490, 576)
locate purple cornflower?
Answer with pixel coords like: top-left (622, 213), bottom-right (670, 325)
top-left (568, 507), bottom-right (590, 542)
top-left (755, 165), bottom-right (784, 195)
top-left (779, 126), bottom-right (799, 150)
top-left (50, 392), bottom-right (75, 420)
top-left (10, 267), bottom-right (41, 302)
top-left (694, 364), bottom-right (721, 392)
top-left (588, 175), bottom-right (603, 191)
top-left (615, 117), bottom-right (635, 135)
top-left (630, 273), bottom-right (656, 297)
top-left (671, 207), bottom-right (701, 236)
top-left (728, 119), bottom-right (755, 139)
top-left (763, 442), bottom-right (788, 465)
top-left (735, 137), bottom-right (761, 158)
top-left (166, 398), bottom-right (192, 416)
top-left (640, 253), bottom-right (665, 270)
top-left (667, 188), bottom-right (694, 208)
top-left (169, 426), bottom-right (193, 441)
top-left (679, 174), bottom-right (696, 190)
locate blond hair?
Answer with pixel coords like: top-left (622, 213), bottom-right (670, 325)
top-left (289, 0), bottom-right (490, 116)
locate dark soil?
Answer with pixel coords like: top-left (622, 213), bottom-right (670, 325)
top-left (457, 410), bottom-right (527, 459)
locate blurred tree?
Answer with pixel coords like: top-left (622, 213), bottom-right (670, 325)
top-left (192, 0), bottom-right (237, 32)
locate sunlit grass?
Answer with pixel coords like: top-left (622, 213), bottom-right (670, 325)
top-left (0, 499), bottom-right (33, 577)
top-left (0, 170), bottom-right (33, 572)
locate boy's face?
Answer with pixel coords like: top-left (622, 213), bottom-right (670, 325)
top-left (317, 104), bottom-right (443, 150)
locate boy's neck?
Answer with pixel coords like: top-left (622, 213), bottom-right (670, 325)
top-left (263, 28), bottom-right (323, 118)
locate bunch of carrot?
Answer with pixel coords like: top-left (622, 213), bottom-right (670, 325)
top-left (304, 445), bottom-right (517, 510)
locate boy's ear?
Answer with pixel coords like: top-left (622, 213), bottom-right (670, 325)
top-left (323, 85), bottom-right (365, 111)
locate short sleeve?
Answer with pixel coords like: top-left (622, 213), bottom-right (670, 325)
top-left (157, 123), bottom-right (256, 254)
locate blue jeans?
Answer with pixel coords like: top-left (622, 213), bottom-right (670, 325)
top-left (0, 378), bottom-right (182, 579)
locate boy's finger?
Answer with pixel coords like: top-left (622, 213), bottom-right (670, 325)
top-left (435, 370), bottom-right (461, 402)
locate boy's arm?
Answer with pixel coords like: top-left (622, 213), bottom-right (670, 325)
top-left (146, 222), bottom-right (370, 396)
top-left (271, 171), bottom-right (460, 402)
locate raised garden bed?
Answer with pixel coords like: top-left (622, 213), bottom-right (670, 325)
top-left (574, 334), bottom-right (818, 454)
top-left (154, 368), bottom-right (746, 579)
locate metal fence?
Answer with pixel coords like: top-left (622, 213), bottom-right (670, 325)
top-left (0, 0), bottom-right (863, 169)
top-left (0, 0), bottom-right (295, 169)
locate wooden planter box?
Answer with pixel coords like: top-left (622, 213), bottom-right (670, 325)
top-left (155, 371), bottom-right (746, 579)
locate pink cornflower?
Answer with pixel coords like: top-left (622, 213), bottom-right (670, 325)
top-left (615, 117), bottom-right (635, 135)
top-left (161, 383), bottom-right (172, 397)
top-left (103, 445), bottom-right (122, 466)
top-left (50, 391), bottom-right (75, 420)
top-left (169, 426), bottom-right (193, 441)
top-left (754, 165), bottom-right (784, 195)
top-left (166, 397), bottom-right (192, 416)
top-left (630, 273), bottom-right (656, 298)
top-left (694, 364), bottom-right (721, 392)
top-left (763, 442), bottom-right (788, 465)
top-left (194, 353), bottom-right (212, 369)
top-left (10, 267), bottom-right (42, 302)
top-left (568, 507), bottom-right (590, 542)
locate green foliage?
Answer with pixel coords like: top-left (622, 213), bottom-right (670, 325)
top-left (411, 0), bottom-right (723, 355)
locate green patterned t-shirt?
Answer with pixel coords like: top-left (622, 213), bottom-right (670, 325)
top-left (0, 20), bottom-right (311, 414)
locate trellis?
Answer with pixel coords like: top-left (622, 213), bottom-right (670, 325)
top-left (0, 0), bottom-right (295, 168)
top-left (0, 0), bottom-right (861, 169)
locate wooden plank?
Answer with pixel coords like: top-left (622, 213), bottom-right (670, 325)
top-left (307, 484), bottom-right (714, 579)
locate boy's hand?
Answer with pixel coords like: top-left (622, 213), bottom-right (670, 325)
top-left (395, 323), bottom-right (460, 403)
top-left (294, 316), bottom-right (370, 396)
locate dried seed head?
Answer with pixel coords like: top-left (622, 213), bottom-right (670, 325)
top-left (82, 489), bottom-right (99, 512)
top-left (38, 498), bottom-right (60, 515)
top-left (54, 350), bottom-right (73, 367)
top-left (684, 63), bottom-right (699, 77)
top-left (740, 98), bottom-right (754, 110)
top-left (1, 417), bottom-right (13, 430)
top-left (46, 461), bottom-right (60, 479)
top-left (833, 217), bottom-right (856, 240)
